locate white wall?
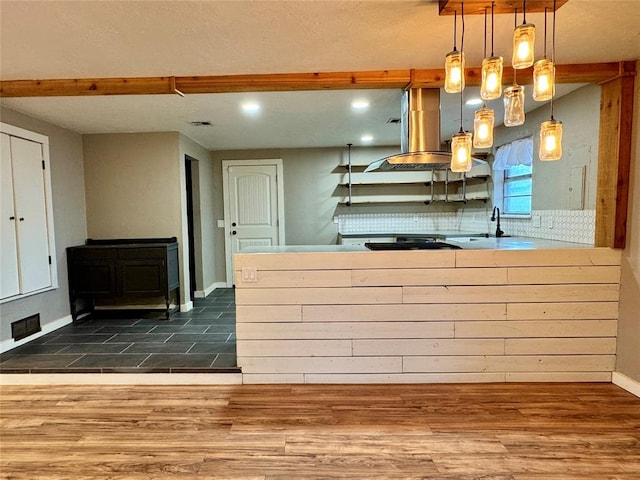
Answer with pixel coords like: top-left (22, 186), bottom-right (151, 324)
top-left (493, 84), bottom-right (601, 211)
top-left (82, 132), bottom-right (191, 307)
top-left (0, 107), bottom-right (87, 348)
top-left (615, 60), bottom-right (640, 382)
top-left (210, 146), bottom-right (400, 281)
top-left (457, 84), bottom-right (602, 242)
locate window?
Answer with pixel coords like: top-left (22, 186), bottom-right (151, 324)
top-left (503, 164), bottom-right (532, 215)
top-left (493, 137), bottom-right (533, 216)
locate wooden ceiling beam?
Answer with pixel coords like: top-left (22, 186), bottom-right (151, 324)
top-left (0, 70), bottom-right (412, 98)
top-left (438, 0), bottom-right (569, 16)
top-left (0, 62), bottom-right (624, 98)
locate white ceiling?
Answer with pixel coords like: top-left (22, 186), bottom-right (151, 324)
top-left (1, 0), bottom-right (638, 150)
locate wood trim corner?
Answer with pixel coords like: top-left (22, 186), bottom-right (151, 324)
top-left (595, 60), bottom-right (636, 248)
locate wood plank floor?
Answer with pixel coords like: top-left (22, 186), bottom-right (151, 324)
top-left (1, 383), bottom-right (639, 479)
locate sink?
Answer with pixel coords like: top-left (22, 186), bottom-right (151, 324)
top-left (365, 241), bottom-right (462, 250)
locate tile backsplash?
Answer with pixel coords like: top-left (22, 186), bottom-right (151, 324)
top-left (338, 212), bottom-right (459, 235)
top-left (338, 209), bottom-right (595, 245)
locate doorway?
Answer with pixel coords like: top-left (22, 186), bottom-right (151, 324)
top-left (185, 156), bottom-right (197, 301)
top-left (222, 159), bottom-right (285, 286)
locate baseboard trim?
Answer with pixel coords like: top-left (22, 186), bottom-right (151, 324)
top-left (194, 282), bottom-right (227, 298)
top-left (0, 315), bottom-right (72, 354)
top-left (0, 373), bottom-right (243, 386)
top-left (180, 300), bottom-right (194, 312)
top-left (612, 371), bottom-right (640, 398)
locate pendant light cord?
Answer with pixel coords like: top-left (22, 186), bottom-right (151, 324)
top-left (483, 7), bottom-right (487, 59)
top-left (459, 2), bottom-right (465, 133)
top-left (513, 8), bottom-right (518, 85)
top-left (543, 7), bottom-right (548, 58)
top-left (552, 0), bottom-right (556, 64)
top-left (490, 2), bottom-right (495, 56)
top-left (522, 0), bottom-right (527, 24)
top-left (453, 10), bottom-right (457, 51)
top-left (460, 2), bottom-right (465, 53)
top-left (550, 0), bottom-right (556, 119)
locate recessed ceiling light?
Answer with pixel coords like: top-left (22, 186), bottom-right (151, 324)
top-left (351, 100), bottom-right (370, 111)
top-left (361, 134), bottom-right (374, 143)
top-left (465, 98), bottom-right (483, 107)
top-left (241, 102), bottom-right (261, 114)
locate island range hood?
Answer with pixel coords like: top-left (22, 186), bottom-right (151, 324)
top-left (365, 88), bottom-right (453, 172)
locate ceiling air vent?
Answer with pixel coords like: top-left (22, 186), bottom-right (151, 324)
top-left (188, 121), bottom-right (213, 127)
top-left (386, 118), bottom-right (401, 124)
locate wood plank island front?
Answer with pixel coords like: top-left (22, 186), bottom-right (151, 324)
top-left (234, 246), bottom-right (622, 384)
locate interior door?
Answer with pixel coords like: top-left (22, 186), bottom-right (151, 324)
top-left (11, 135), bottom-right (52, 293)
top-left (0, 133), bottom-right (20, 298)
top-left (224, 161), bottom-right (283, 285)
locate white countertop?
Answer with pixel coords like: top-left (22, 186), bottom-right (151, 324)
top-left (445, 237), bottom-right (591, 250)
top-left (241, 244), bottom-right (367, 253)
top-left (239, 237), bottom-right (592, 253)
top-left (339, 231), bottom-right (488, 239)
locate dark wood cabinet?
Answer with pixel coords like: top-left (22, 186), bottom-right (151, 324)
top-left (67, 238), bottom-right (179, 321)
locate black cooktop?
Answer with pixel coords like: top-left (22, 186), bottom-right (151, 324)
top-left (365, 241), bottom-right (462, 250)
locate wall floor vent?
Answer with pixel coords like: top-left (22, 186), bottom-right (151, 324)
top-left (11, 314), bottom-right (41, 341)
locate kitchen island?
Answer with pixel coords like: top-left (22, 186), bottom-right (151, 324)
top-left (234, 242), bottom-right (621, 384)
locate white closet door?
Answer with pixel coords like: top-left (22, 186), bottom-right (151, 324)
top-left (0, 134), bottom-right (20, 298)
top-left (10, 136), bottom-right (51, 293)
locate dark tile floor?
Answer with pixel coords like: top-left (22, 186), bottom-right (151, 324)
top-left (0, 288), bottom-right (239, 374)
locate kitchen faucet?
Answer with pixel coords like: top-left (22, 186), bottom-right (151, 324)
top-left (491, 206), bottom-right (505, 238)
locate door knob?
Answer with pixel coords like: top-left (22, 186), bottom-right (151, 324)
top-left (19, 217), bottom-right (24, 221)
top-left (9, 216), bottom-right (15, 220)
top-left (232, 230), bottom-right (237, 235)
top-left (232, 222), bottom-right (237, 227)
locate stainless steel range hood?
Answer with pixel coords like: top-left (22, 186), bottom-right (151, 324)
top-left (365, 88), bottom-right (453, 172)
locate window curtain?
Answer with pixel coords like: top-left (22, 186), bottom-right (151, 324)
top-left (493, 137), bottom-right (533, 170)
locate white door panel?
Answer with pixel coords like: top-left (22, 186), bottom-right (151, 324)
top-left (10, 136), bottom-right (51, 292)
top-left (224, 161), bottom-right (284, 286)
top-left (0, 133), bottom-right (20, 298)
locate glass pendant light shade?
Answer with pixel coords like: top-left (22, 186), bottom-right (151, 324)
top-left (504, 85), bottom-right (526, 127)
top-left (533, 58), bottom-right (555, 101)
top-left (445, 50), bottom-right (465, 93)
top-left (512, 23), bottom-right (535, 69)
top-left (451, 131), bottom-right (473, 172)
top-left (539, 118), bottom-right (563, 161)
top-left (481, 56), bottom-right (503, 100)
top-left (473, 106), bottom-right (495, 148)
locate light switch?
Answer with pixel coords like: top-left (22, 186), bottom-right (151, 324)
top-left (241, 267), bottom-right (258, 282)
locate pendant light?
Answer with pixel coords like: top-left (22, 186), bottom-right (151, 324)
top-left (512, 0), bottom-right (535, 69)
top-left (451, 128), bottom-right (473, 172)
top-left (475, 7), bottom-right (495, 149)
top-left (451, 3), bottom-right (472, 173)
top-left (504, 8), bottom-right (525, 127)
top-left (503, 83), bottom-right (525, 127)
top-left (533, 7), bottom-right (555, 101)
top-left (539, 0), bottom-right (562, 161)
top-left (480, 2), bottom-right (503, 100)
top-left (445, 10), bottom-right (465, 93)
top-left (473, 105), bottom-right (495, 148)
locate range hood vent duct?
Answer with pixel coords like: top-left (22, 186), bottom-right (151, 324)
top-left (365, 88), bottom-right (453, 172)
